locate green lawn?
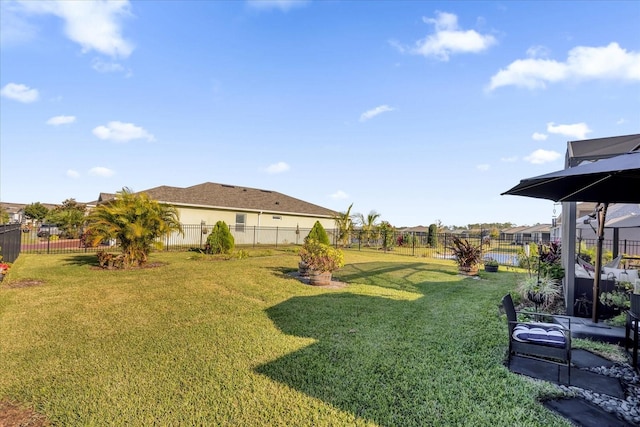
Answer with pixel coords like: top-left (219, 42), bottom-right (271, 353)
top-left (0, 250), bottom-right (571, 426)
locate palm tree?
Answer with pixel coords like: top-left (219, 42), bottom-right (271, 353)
top-left (334, 203), bottom-right (354, 247)
top-left (355, 210), bottom-right (381, 246)
top-left (85, 188), bottom-right (183, 268)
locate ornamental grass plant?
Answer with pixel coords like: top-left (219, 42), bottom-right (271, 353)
top-left (0, 250), bottom-right (574, 426)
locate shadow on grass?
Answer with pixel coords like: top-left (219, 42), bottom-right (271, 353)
top-left (334, 261), bottom-right (459, 294)
top-left (63, 253), bottom-right (99, 267)
top-left (255, 260), bottom-right (507, 425)
top-left (255, 291), bottom-right (439, 425)
top-left (267, 266), bottom-right (298, 276)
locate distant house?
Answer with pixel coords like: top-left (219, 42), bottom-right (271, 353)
top-left (97, 182), bottom-right (338, 245)
top-left (0, 202), bottom-right (60, 225)
top-left (500, 224), bottom-right (552, 244)
top-left (0, 202), bottom-right (26, 224)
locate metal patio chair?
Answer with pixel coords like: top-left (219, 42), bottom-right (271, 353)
top-left (626, 293), bottom-right (640, 368)
top-left (502, 293), bottom-right (572, 383)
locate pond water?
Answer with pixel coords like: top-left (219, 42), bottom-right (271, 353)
top-left (484, 253), bottom-right (519, 266)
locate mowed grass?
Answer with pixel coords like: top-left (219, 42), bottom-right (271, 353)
top-left (0, 250), bottom-right (570, 426)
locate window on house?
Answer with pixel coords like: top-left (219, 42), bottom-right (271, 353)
top-left (236, 213), bottom-right (246, 232)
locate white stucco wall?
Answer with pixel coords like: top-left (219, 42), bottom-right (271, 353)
top-left (164, 205), bottom-right (336, 246)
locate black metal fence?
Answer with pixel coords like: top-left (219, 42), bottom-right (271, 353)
top-left (13, 224), bottom-right (640, 268)
top-left (17, 225), bottom-right (339, 255)
top-left (345, 229), bottom-right (640, 266)
top-left (345, 230), bottom-right (520, 264)
top-left (0, 224), bottom-right (22, 262)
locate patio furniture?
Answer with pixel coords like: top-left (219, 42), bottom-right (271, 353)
top-left (502, 294), bottom-right (572, 383)
top-left (625, 293), bottom-right (640, 368)
top-left (573, 277), bottom-right (617, 319)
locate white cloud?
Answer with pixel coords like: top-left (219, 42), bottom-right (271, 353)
top-left (616, 118), bottom-right (626, 125)
top-left (246, 0), bottom-right (310, 11)
top-left (393, 11), bottom-right (496, 61)
top-left (46, 115), bottom-right (76, 126)
top-left (66, 169), bottom-right (80, 179)
top-left (0, 2), bottom-right (38, 46)
top-left (524, 149), bottom-right (562, 164)
top-left (500, 156), bottom-right (518, 162)
top-left (265, 161), bottom-right (290, 174)
top-left (526, 45), bottom-right (550, 59)
top-left (0, 82), bottom-right (39, 103)
top-left (532, 132), bottom-right (548, 141)
top-left (360, 105), bottom-right (394, 122)
top-left (330, 190), bottom-right (349, 200)
top-left (488, 42), bottom-right (640, 90)
top-left (547, 122), bottom-right (592, 139)
top-left (93, 121), bottom-right (155, 142)
top-left (476, 164), bottom-right (490, 171)
top-left (89, 166), bottom-right (115, 177)
top-left (16, 0), bottom-right (134, 58)
top-left (91, 57), bottom-right (125, 73)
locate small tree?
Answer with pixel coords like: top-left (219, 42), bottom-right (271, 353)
top-left (0, 207), bottom-right (9, 224)
top-left (206, 221), bottom-right (235, 254)
top-left (85, 188), bottom-right (183, 268)
top-left (379, 221), bottom-right (395, 250)
top-left (355, 210), bottom-right (381, 246)
top-left (427, 224), bottom-right (438, 247)
top-left (334, 203), bottom-right (354, 247)
top-left (305, 221), bottom-right (330, 245)
top-left (23, 202), bottom-right (49, 223)
top-left (47, 199), bottom-right (86, 238)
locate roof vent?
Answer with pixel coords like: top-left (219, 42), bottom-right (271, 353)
top-left (222, 184), bottom-right (235, 188)
top-left (275, 201), bottom-right (280, 205)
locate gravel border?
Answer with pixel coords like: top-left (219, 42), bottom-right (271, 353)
top-left (556, 363), bottom-right (640, 425)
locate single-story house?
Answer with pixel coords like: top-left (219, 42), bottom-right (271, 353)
top-left (0, 202), bottom-right (60, 225)
top-left (500, 224), bottom-right (552, 244)
top-left (97, 182), bottom-right (338, 245)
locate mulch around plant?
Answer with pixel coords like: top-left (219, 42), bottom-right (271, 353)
top-left (0, 400), bottom-right (50, 427)
top-left (89, 261), bottom-right (166, 271)
top-left (287, 271), bottom-right (348, 289)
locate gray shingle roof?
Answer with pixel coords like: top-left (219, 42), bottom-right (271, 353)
top-left (102, 183), bottom-right (337, 218)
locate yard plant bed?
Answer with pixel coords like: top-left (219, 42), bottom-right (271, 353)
top-left (0, 251), bottom-right (574, 426)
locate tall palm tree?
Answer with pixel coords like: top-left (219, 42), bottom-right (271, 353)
top-left (85, 188), bottom-right (183, 268)
top-left (334, 203), bottom-right (354, 247)
top-left (355, 210), bottom-right (381, 246)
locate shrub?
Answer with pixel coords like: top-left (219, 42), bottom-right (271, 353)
top-left (484, 258), bottom-right (499, 267)
top-left (305, 221), bottom-right (330, 245)
top-left (516, 275), bottom-right (561, 310)
top-left (206, 221), bottom-right (235, 254)
top-left (538, 241), bottom-right (564, 280)
top-left (299, 239), bottom-right (344, 273)
top-left (427, 224), bottom-right (438, 247)
top-left (379, 221), bottom-right (395, 250)
top-left (85, 188), bottom-right (183, 268)
top-left (449, 236), bottom-right (482, 269)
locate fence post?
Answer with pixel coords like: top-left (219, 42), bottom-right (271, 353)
top-left (412, 231), bottom-right (415, 256)
top-left (0, 224), bottom-right (22, 263)
top-left (275, 227), bottom-right (279, 249)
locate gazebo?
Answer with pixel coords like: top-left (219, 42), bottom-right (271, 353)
top-left (561, 134), bottom-right (640, 316)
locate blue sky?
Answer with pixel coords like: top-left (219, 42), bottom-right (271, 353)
top-left (1, 0), bottom-right (639, 227)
